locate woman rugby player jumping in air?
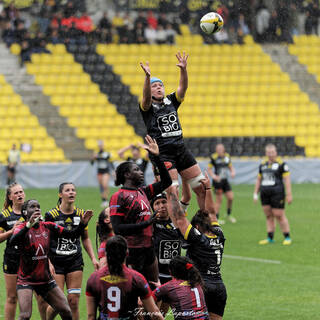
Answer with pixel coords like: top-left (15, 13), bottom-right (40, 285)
top-left (140, 52), bottom-right (206, 212)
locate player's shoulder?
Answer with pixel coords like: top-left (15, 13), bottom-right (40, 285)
top-left (0, 206), bottom-right (13, 218)
top-left (46, 206), bottom-right (61, 218)
top-left (211, 152), bottom-right (218, 160)
top-left (75, 207), bottom-right (85, 216)
top-left (275, 157), bottom-right (284, 164)
top-left (260, 157), bottom-right (268, 165)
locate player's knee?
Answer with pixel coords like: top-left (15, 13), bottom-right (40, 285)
top-left (7, 294), bottom-right (17, 305)
top-left (228, 193), bottom-right (234, 201)
top-left (58, 305), bottom-right (72, 319)
top-left (19, 310), bottom-right (32, 319)
top-left (171, 179), bottom-right (179, 188)
top-left (67, 290), bottom-right (80, 310)
top-left (188, 173), bottom-right (205, 193)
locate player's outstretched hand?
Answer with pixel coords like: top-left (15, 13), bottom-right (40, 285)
top-left (81, 210), bottom-right (93, 225)
top-left (176, 51), bottom-right (188, 69)
top-left (140, 61), bottom-right (151, 77)
top-left (142, 135), bottom-right (159, 156)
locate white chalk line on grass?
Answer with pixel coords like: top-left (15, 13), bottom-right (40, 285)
top-left (224, 254), bottom-right (281, 264)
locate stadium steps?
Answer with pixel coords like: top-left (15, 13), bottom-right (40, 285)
top-left (18, 44), bottom-right (144, 159)
top-left (262, 44), bottom-right (320, 108)
top-left (1, 44), bottom-right (91, 161)
top-left (66, 43), bottom-right (147, 138)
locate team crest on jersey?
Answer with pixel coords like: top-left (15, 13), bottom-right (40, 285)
top-left (272, 163), bottom-right (279, 170)
top-left (100, 275), bottom-right (128, 284)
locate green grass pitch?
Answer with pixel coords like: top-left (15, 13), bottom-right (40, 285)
top-left (0, 184), bottom-right (319, 319)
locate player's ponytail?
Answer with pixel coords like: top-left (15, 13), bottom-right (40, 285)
top-left (3, 182), bottom-right (19, 209)
top-left (169, 256), bottom-right (203, 288)
top-left (96, 208), bottom-right (112, 251)
top-left (106, 235), bottom-right (127, 276)
top-left (115, 162), bottom-right (133, 186)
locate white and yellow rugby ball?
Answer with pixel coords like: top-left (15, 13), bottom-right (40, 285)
top-left (200, 12), bottom-right (224, 35)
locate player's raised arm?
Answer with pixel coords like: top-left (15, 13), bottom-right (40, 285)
top-left (176, 52), bottom-right (188, 101)
top-left (140, 61), bottom-right (152, 111)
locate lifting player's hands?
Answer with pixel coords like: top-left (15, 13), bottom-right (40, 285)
top-left (142, 135), bottom-right (159, 156)
top-left (200, 170), bottom-right (211, 191)
top-left (81, 210), bottom-right (93, 225)
top-left (176, 51), bottom-right (188, 69)
top-left (140, 61), bottom-right (151, 77)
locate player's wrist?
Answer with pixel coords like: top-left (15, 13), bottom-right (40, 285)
top-left (253, 193), bottom-right (259, 200)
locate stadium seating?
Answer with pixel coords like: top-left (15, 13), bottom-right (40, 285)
top-left (23, 44), bottom-right (144, 159)
top-left (95, 34), bottom-right (320, 157)
top-left (288, 35), bottom-right (320, 157)
top-left (0, 74), bottom-right (66, 163)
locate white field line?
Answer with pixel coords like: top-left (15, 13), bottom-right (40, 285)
top-left (224, 254), bottom-right (281, 264)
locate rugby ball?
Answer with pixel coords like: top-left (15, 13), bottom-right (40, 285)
top-left (200, 12), bottom-right (224, 35)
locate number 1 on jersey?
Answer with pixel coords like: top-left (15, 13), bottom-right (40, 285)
top-left (191, 288), bottom-right (202, 308)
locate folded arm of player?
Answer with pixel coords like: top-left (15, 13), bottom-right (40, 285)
top-left (111, 211), bottom-right (159, 236)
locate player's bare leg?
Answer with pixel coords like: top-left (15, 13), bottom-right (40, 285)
top-left (214, 190), bottom-right (223, 222)
top-left (4, 274), bottom-right (18, 320)
top-left (34, 293), bottom-right (48, 319)
top-left (209, 312), bottom-right (223, 320)
top-left (65, 270), bottom-right (83, 320)
top-left (143, 258), bottom-right (159, 286)
top-left (259, 205), bottom-right (275, 245)
top-left (225, 190), bottom-right (236, 223)
top-left (47, 274), bottom-right (65, 320)
top-left (273, 208), bottom-right (291, 245)
top-left (45, 287), bottom-right (72, 320)
top-left (180, 164), bottom-right (206, 211)
top-left (17, 288), bottom-right (33, 320)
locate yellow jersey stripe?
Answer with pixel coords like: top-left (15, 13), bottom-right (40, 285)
top-left (184, 224), bottom-right (192, 241)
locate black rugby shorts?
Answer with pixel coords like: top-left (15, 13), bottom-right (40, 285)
top-left (151, 144), bottom-right (197, 174)
top-left (51, 254), bottom-right (84, 275)
top-left (3, 254), bottom-right (20, 274)
top-left (260, 187), bottom-right (285, 209)
top-left (204, 281), bottom-right (227, 316)
top-left (212, 179), bottom-right (232, 193)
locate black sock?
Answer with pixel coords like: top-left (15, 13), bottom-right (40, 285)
top-left (216, 213), bottom-right (220, 219)
top-left (227, 208), bottom-right (231, 216)
top-left (102, 197), bottom-right (107, 202)
top-left (268, 232), bottom-right (274, 240)
top-left (283, 232), bottom-right (290, 239)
